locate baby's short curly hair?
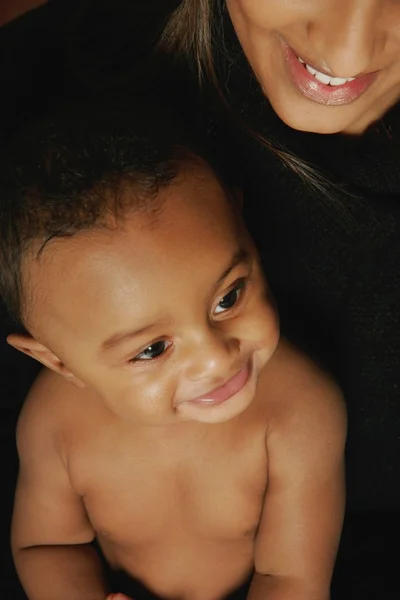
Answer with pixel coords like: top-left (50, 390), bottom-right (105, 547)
top-left (0, 103), bottom-right (205, 325)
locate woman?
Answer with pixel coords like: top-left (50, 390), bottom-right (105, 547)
top-left (155, 0), bottom-right (400, 516)
top-left (163, 0), bottom-right (400, 136)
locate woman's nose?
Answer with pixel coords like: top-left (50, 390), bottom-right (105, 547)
top-left (184, 328), bottom-right (240, 383)
top-left (310, 0), bottom-right (386, 78)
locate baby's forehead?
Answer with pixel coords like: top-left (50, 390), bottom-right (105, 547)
top-left (32, 176), bottom-right (221, 251)
top-left (22, 162), bottom-right (238, 327)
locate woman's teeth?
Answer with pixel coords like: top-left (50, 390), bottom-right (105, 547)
top-left (297, 56), bottom-right (355, 86)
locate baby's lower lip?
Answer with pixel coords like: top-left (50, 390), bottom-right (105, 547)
top-left (283, 41), bottom-right (377, 106)
top-left (187, 362), bottom-right (251, 407)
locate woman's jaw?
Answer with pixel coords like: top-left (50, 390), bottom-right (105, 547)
top-left (256, 35), bottom-right (400, 135)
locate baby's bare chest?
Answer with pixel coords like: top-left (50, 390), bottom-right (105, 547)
top-left (69, 428), bottom-right (268, 545)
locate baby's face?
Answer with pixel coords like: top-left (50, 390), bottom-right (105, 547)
top-left (27, 165), bottom-right (279, 426)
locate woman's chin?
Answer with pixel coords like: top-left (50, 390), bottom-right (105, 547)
top-left (264, 87), bottom-right (378, 135)
top-left (266, 94), bottom-right (354, 135)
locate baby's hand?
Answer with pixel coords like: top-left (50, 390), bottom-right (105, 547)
top-left (106, 594), bottom-right (134, 600)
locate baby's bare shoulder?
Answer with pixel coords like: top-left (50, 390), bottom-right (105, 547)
top-left (257, 338), bottom-right (346, 436)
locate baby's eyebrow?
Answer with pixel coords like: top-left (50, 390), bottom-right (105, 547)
top-left (100, 323), bottom-right (157, 353)
top-left (215, 248), bottom-right (250, 288)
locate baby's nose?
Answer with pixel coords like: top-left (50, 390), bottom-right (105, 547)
top-left (185, 330), bottom-right (239, 382)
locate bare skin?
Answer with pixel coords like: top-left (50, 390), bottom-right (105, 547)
top-left (10, 164), bottom-right (346, 600)
top-left (12, 341), bottom-right (345, 600)
top-left (227, 0), bottom-right (400, 134)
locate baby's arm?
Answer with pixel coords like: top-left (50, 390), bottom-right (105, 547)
top-left (249, 342), bottom-right (346, 600)
top-left (11, 370), bottom-right (109, 600)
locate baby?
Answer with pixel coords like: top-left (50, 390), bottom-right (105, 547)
top-left (0, 107), bottom-right (346, 600)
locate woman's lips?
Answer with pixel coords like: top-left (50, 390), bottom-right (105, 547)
top-left (187, 361), bottom-right (251, 407)
top-left (283, 41), bottom-right (377, 106)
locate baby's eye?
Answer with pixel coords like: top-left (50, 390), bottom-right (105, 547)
top-left (133, 340), bottom-right (170, 361)
top-left (214, 279), bottom-right (246, 315)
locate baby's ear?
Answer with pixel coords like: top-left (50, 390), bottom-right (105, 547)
top-left (6, 333), bottom-right (86, 389)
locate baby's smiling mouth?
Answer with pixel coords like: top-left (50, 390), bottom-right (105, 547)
top-left (184, 361), bottom-right (252, 408)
